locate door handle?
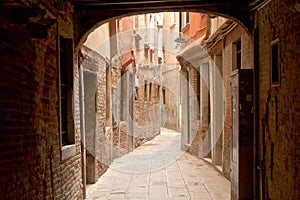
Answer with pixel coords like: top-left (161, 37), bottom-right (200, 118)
top-left (257, 165), bottom-right (261, 170)
top-left (257, 160), bottom-right (265, 170)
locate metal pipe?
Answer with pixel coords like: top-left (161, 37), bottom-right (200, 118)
top-left (78, 50), bottom-right (86, 198)
top-left (187, 71), bottom-right (190, 144)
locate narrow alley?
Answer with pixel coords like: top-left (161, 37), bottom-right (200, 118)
top-left (86, 128), bottom-right (230, 200)
top-left (1, 1), bottom-right (300, 199)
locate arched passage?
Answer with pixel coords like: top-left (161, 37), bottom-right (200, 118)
top-left (1, 0), bottom-right (299, 199)
top-left (78, 7), bottom-right (252, 200)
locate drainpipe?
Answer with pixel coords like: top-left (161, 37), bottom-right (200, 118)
top-left (187, 71), bottom-right (190, 144)
top-left (78, 50), bottom-right (86, 198)
top-left (179, 12), bottom-right (182, 33)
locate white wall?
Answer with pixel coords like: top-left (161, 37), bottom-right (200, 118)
top-left (84, 23), bottom-right (111, 59)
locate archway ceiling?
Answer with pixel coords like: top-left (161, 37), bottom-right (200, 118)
top-left (72, 0), bottom-right (260, 47)
top-left (72, 0), bottom-right (256, 8)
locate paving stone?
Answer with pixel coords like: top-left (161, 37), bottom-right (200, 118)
top-left (86, 128), bottom-right (230, 200)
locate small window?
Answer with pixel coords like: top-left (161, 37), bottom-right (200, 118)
top-left (150, 49), bottom-right (154, 63)
top-left (134, 88), bottom-right (138, 101)
top-left (186, 12), bottom-right (190, 24)
top-left (120, 71), bottom-right (126, 121)
top-left (144, 44), bottom-right (149, 57)
top-left (149, 82), bottom-right (152, 102)
top-left (162, 87), bottom-right (166, 105)
top-left (232, 40), bottom-right (241, 71)
top-left (157, 85), bottom-right (160, 101)
top-left (183, 12), bottom-right (190, 27)
top-left (59, 36), bottom-right (74, 146)
top-left (144, 80), bottom-right (147, 101)
top-left (271, 39), bottom-right (280, 86)
top-left (215, 53), bottom-right (223, 75)
top-left (170, 12), bottom-right (176, 26)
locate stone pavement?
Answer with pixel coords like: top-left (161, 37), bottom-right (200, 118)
top-left (86, 128), bottom-right (230, 200)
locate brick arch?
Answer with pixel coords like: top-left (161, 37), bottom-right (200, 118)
top-left (74, 3), bottom-right (253, 51)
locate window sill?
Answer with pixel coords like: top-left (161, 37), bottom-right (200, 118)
top-left (271, 82), bottom-right (280, 88)
top-left (61, 144), bottom-right (76, 161)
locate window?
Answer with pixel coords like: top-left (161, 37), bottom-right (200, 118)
top-left (186, 12), bottom-right (190, 24)
top-left (149, 82), bottom-right (152, 102)
top-left (59, 36), bottom-right (74, 146)
top-left (144, 43), bottom-right (149, 57)
top-left (156, 13), bottom-right (163, 27)
top-left (129, 73), bottom-right (134, 119)
top-left (232, 40), bottom-right (241, 71)
top-left (162, 87), bottom-right (166, 105)
top-left (157, 85), bottom-right (160, 101)
top-left (144, 80), bottom-right (147, 101)
top-left (271, 39), bottom-right (280, 85)
top-left (120, 71), bottom-right (126, 121)
top-left (183, 12), bottom-right (190, 27)
top-left (112, 88), bottom-right (118, 122)
top-left (150, 49), bottom-right (154, 63)
top-left (170, 12), bottom-right (176, 26)
top-left (215, 53), bottom-right (223, 75)
top-left (135, 88), bottom-right (138, 101)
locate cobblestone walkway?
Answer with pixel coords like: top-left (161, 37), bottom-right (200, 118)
top-left (86, 128), bottom-right (230, 200)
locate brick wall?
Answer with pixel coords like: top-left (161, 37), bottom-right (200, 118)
top-left (177, 59), bottom-right (205, 158)
top-left (187, 66), bottom-right (202, 156)
top-left (208, 24), bottom-right (253, 179)
top-left (95, 57), bottom-right (109, 180)
top-left (133, 68), bottom-right (161, 147)
top-left (2, 0), bottom-right (299, 199)
top-left (179, 22), bottom-right (253, 181)
top-left (119, 14), bottom-right (162, 147)
top-left (81, 45), bottom-right (110, 182)
top-left (176, 12), bottom-right (208, 159)
top-left (256, 0), bottom-right (300, 199)
top-left (0, 1), bottom-right (83, 199)
top-left (80, 15), bottom-right (162, 184)
top-left (222, 40), bottom-right (232, 180)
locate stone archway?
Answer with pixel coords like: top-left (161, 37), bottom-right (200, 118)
top-left (73, 0), bottom-right (256, 51)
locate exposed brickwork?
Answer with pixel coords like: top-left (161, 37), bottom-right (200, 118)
top-left (222, 42), bottom-right (232, 180)
top-left (119, 14), bottom-right (161, 149)
top-left (0, 1), bottom-right (83, 199)
top-left (95, 56), bottom-right (109, 180)
top-left (80, 15), bottom-right (162, 185)
top-left (1, 0), bottom-right (299, 199)
top-left (81, 45), bottom-right (110, 181)
top-left (178, 20), bottom-right (253, 182)
top-left (177, 13), bottom-right (208, 162)
top-left (133, 68), bottom-right (161, 146)
top-left (256, 0), bottom-right (300, 199)
top-left (207, 23), bottom-right (253, 180)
